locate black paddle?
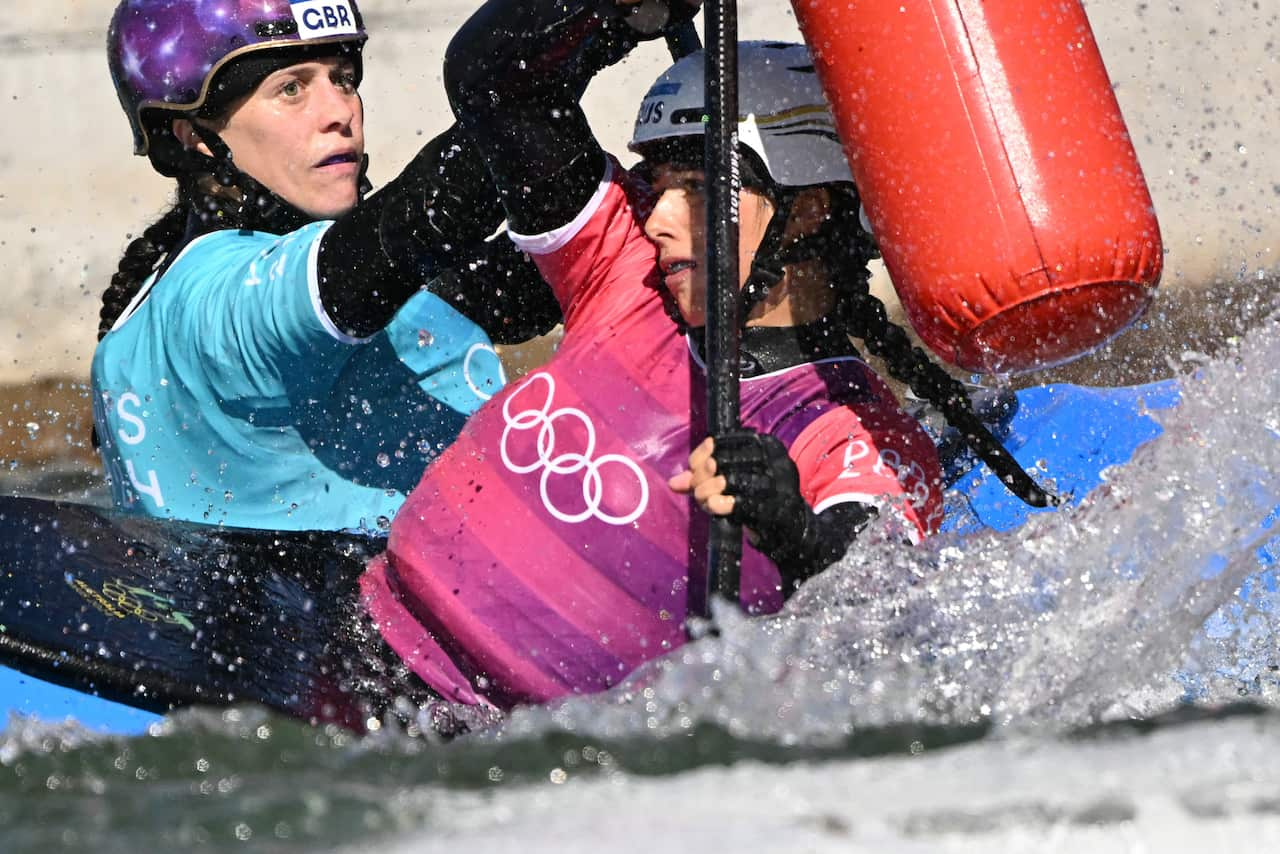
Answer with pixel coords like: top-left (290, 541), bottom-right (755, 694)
top-left (626, 0), bottom-right (738, 620)
top-left (698, 0), bottom-right (742, 619)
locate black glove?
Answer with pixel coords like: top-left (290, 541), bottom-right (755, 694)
top-left (714, 429), bottom-right (804, 532)
top-left (712, 429), bottom-right (875, 592)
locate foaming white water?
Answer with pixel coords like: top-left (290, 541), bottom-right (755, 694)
top-left (361, 714), bottom-right (1280, 854)
top-left (345, 314), bottom-right (1280, 854)
top-left (495, 311), bottom-right (1280, 745)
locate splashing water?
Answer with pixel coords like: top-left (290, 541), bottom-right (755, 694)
top-left (4, 314), bottom-right (1280, 853)
top-left (502, 310), bottom-right (1280, 746)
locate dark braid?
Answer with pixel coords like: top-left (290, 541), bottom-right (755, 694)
top-left (95, 130), bottom-right (313, 457)
top-left (98, 130), bottom-right (317, 343)
top-left (826, 191), bottom-right (1058, 508)
top-left (98, 191), bottom-right (191, 339)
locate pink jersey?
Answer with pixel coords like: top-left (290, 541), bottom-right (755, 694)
top-left (361, 163), bottom-right (942, 709)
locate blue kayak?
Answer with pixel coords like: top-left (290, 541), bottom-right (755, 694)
top-left (3, 379), bottom-right (1241, 735)
top-left (941, 379), bottom-right (1182, 535)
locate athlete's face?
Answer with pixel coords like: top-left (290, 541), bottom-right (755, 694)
top-left (193, 57), bottom-right (364, 220)
top-left (644, 162), bottom-right (775, 327)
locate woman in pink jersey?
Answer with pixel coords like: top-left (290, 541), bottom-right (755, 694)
top-left (358, 0), bottom-right (1045, 726)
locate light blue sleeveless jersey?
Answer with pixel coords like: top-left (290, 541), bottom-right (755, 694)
top-left (91, 222), bottom-right (506, 532)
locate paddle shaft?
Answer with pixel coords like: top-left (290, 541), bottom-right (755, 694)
top-left (699, 0), bottom-right (742, 618)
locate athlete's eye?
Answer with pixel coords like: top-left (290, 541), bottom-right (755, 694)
top-left (678, 176), bottom-right (706, 195)
top-left (648, 165), bottom-right (705, 196)
top-left (279, 79), bottom-right (302, 98)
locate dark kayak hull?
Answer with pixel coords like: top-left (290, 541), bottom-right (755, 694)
top-left (0, 503), bottom-right (382, 732)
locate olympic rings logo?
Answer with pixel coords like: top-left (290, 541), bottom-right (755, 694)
top-left (500, 372), bottom-right (649, 525)
top-left (463, 342), bottom-right (505, 401)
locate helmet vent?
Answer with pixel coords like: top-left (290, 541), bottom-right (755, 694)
top-left (669, 108), bottom-right (705, 127)
top-left (255, 20), bottom-right (300, 38)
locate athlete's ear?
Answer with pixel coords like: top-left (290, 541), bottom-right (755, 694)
top-left (172, 119), bottom-right (213, 158)
top-left (787, 187), bottom-right (832, 239)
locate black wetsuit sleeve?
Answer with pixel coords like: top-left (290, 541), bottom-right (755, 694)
top-left (443, 0), bottom-right (645, 234)
top-left (315, 124), bottom-right (559, 341)
top-left (765, 502), bottom-right (877, 596)
top-left (429, 237), bottom-right (562, 344)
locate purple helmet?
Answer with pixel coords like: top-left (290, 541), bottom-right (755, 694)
top-left (108, 0), bottom-right (368, 161)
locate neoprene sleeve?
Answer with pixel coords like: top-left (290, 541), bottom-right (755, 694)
top-left (316, 124), bottom-right (559, 341)
top-left (429, 237), bottom-right (562, 345)
top-left (443, 0), bottom-right (638, 234)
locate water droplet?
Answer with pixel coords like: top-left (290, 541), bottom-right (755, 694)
top-left (376, 453), bottom-right (391, 468)
top-left (418, 329), bottom-right (434, 348)
top-left (223, 491), bottom-right (234, 503)
top-left (376, 515), bottom-right (392, 531)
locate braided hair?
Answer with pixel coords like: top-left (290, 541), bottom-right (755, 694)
top-left (98, 190), bottom-right (191, 339)
top-left (821, 188), bottom-right (1057, 508)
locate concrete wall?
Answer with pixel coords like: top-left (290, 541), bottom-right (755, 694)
top-left (2, 1), bottom-right (1277, 385)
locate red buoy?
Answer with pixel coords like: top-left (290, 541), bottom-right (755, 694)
top-left (792, 0), bottom-right (1163, 373)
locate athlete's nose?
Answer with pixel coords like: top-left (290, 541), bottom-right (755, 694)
top-left (316, 79), bottom-right (357, 133)
top-left (643, 188), bottom-right (686, 246)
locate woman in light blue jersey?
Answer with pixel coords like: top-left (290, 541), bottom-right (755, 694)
top-left (96, 0), bottom-right (559, 532)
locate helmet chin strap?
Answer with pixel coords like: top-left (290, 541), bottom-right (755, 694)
top-left (737, 188), bottom-right (837, 326)
top-left (187, 124), bottom-right (370, 232)
top-left (737, 192), bottom-right (793, 325)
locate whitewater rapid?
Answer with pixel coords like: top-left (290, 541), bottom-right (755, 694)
top-left (353, 308), bottom-right (1280, 852)
top-left (362, 713), bottom-right (1280, 853)
top-left (4, 309), bottom-right (1280, 854)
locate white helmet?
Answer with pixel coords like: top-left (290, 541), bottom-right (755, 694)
top-left (628, 41), bottom-right (853, 188)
